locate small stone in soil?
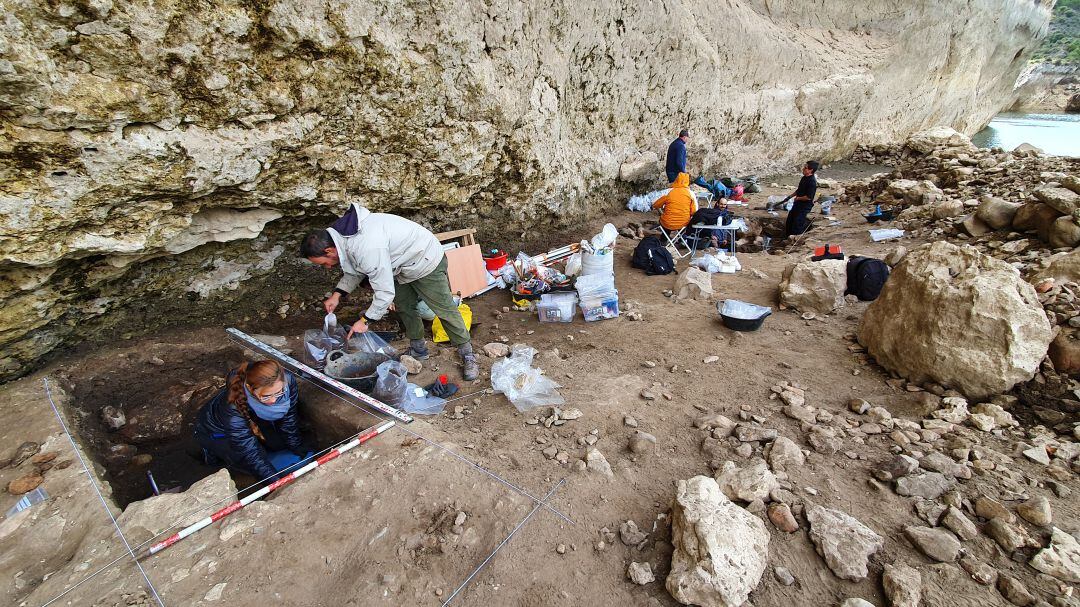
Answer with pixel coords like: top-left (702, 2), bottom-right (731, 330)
top-left (773, 567), bottom-right (795, 586)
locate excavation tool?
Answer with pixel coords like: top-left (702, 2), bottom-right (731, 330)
top-left (145, 420), bottom-right (395, 557)
top-left (225, 327), bottom-right (412, 423)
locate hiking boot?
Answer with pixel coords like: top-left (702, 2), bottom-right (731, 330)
top-left (461, 353), bottom-right (479, 381)
top-left (458, 342), bottom-right (479, 381)
top-left (403, 340), bottom-right (429, 360)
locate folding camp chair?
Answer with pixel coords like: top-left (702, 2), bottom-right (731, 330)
top-left (656, 224), bottom-right (693, 258)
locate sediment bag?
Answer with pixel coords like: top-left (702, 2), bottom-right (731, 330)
top-left (373, 360), bottom-right (410, 408)
top-left (490, 345), bottom-right (565, 412)
top-left (303, 315), bottom-right (347, 369)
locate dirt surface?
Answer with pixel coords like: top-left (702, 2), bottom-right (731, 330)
top-left (2, 168), bottom-right (1077, 607)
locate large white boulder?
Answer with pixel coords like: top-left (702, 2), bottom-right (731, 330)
top-left (778, 259), bottom-right (847, 315)
top-left (905, 127), bottom-right (976, 155)
top-left (806, 503), bottom-right (883, 581)
top-left (667, 476), bottom-right (769, 607)
top-left (858, 242), bottom-right (1052, 399)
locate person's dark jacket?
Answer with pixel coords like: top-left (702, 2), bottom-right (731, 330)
top-left (194, 371), bottom-right (303, 479)
top-left (666, 138), bottom-right (687, 180)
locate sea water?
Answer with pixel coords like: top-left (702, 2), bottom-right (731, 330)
top-left (972, 112), bottom-right (1080, 157)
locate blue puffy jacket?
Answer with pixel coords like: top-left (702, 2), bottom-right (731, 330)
top-left (194, 371), bottom-right (303, 479)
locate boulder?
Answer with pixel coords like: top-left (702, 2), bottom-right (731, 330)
top-left (805, 503), bottom-right (883, 581)
top-left (1049, 329), bottom-right (1080, 374)
top-left (714, 458), bottom-right (779, 503)
top-left (974, 196), bottom-right (1020, 230)
top-left (778, 259), bottom-right (847, 315)
top-left (889, 179), bottom-right (944, 206)
top-left (905, 526), bottom-right (961, 562)
top-left (767, 436), bottom-right (805, 472)
top-left (960, 214), bottom-right (991, 237)
top-left (1048, 216), bottom-right (1080, 249)
top-left (884, 246), bottom-right (909, 267)
top-left (1034, 187), bottom-right (1080, 216)
top-left (667, 476), bottom-right (769, 607)
top-left (1031, 248), bottom-right (1080, 285)
top-left (1030, 527), bottom-right (1080, 583)
top-left (883, 563), bottom-right (922, 607)
top-left (906, 127), bottom-right (975, 154)
top-left (932, 199), bottom-right (965, 220)
top-left (674, 268), bottom-right (713, 301)
top-left (1012, 202), bottom-right (1063, 240)
top-left (858, 242), bottom-right (1052, 399)
top-left (1064, 174), bottom-right (1080, 195)
top-left (627, 561), bottom-right (656, 585)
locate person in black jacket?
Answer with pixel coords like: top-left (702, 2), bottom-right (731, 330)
top-left (194, 360), bottom-right (311, 480)
top-left (665, 129), bottom-right (689, 183)
top-left (782, 160), bottom-right (820, 237)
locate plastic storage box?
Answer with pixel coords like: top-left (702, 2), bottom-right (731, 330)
top-left (580, 292), bottom-right (620, 321)
top-left (537, 293), bottom-right (578, 323)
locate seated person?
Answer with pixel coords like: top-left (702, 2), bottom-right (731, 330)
top-left (782, 160), bottom-right (820, 237)
top-left (688, 203), bottom-right (734, 249)
top-left (194, 360), bottom-right (312, 480)
top-left (652, 172), bottom-right (698, 231)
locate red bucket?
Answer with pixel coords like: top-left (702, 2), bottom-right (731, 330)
top-left (483, 251), bottom-right (508, 272)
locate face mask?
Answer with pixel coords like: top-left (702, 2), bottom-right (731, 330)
top-left (244, 383), bottom-right (291, 421)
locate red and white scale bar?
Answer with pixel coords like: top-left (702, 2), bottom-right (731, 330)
top-left (147, 420), bottom-right (395, 557)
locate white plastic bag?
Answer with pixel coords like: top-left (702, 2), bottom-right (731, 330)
top-left (490, 345), bottom-right (565, 412)
top-left (869, 228), bottom-right (905, 242)
top-left (692, 254), bottom-right (722, 273)
top-left (590, 223), bottom-right (619, 250)
top-left (564, 252), bottom-right (582, 277)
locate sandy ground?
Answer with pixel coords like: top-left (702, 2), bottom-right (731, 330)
top-left (1, 170), bottom-right (1076, 607)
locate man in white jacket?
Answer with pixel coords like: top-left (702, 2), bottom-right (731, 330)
top-left (300, 203), bottom-right (478, 381)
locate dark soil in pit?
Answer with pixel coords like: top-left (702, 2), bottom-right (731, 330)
top-left (57, 327), bottom-right (360, 507)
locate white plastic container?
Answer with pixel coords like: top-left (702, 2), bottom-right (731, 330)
top-left (537, 293), bottom-right (578, 323)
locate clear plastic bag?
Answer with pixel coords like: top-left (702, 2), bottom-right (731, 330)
top-left (490, 345), bottom-right (565, 412)
top-left (371, 360), bottom-right (446, 415)
top-left (373, 360), bottom-right (410, 408)
top-left (348, 331), bottom-right (398, 358)
top-left (304, 315), bottom-right (347, 369)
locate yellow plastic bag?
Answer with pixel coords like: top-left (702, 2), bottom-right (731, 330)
top-left (432, 303), bottom-right (472, 343)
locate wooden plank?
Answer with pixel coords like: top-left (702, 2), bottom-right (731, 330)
top-left (435, 228), bottom-right (476, 243)
top-left (444, 244), bottom-right (490, 298)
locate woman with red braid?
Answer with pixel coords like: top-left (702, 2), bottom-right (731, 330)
top-left (193, 360), bottom-right (312, 480)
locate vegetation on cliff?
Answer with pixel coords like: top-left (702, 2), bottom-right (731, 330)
top-left (1034, 0), bottom-right (1080, 65)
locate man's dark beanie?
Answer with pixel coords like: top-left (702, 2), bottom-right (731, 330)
top-left (806, 160), bottom-right (820, 172)
top-left (679, 129), bottom-right (689, 137)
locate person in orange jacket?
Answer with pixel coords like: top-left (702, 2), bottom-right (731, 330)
top-left (652, 172), bottom-right (698, 231)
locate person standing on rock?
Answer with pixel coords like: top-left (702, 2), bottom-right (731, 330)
top-left (665, 129), bottom-right (690, 184)
top-left (300, 203), bottom-right (479, 381)
top-left (783, 160), bottom-right (820, 237)
top-left (193, 360), bottom-right (313, 480)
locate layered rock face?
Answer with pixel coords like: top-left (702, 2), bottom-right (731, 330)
top-left (0, 0), bottom-right (1052, 376)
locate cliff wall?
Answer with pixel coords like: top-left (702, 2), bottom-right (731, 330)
top-left (0, 0), bottom-right (1053, 376)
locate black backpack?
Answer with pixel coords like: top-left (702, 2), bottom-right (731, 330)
top-left (846, 257), bottom-right (890, 301)
top-left (631, 236), bottom-right (675, 276)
